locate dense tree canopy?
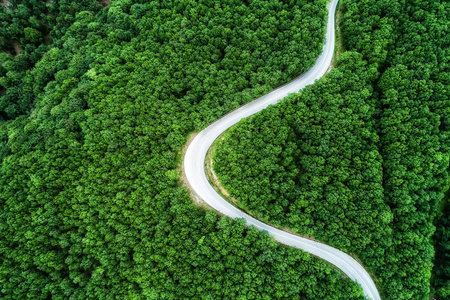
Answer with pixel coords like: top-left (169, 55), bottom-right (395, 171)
top-left (0, 0), bottom-right (369, 299)
top-left (0, 0), bottom-right (102, 120)
top-left (214, 52), bottom-right (391, 255)
top-left (214, 0), bottom-right (450, 299)
top-left (432, 199), bottom-right (450, 299)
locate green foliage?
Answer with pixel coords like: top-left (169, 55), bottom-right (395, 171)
top-left (0, 0), bottom-right (103, 120)
top-left (214, 0), bottom-right (450, 299)
top-left (214, 52), bottom-right (391, 255)
top-left (345, 0), bottom-right (450, 298)
top-left (432, 199), bottom-right (450, 299)
top-left (23, 27), bottom-right (43, 43)
top-left (0, 0), bottom-right (367, 299)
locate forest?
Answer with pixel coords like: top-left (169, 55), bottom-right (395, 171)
top-left (1, 0), bottom-right (448, 299)
top-left (214, 0), bottom-right (450, 299)
top-left (0, 0), bottom-right (370, 299)
top-left (433, 200), bottom-right (450, 298)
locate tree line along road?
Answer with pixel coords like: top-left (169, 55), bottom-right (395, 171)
top-left (184, 0), bottom-right (381, 299)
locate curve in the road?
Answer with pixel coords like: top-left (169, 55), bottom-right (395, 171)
top-left (184, 1), bottom-right (380, 299)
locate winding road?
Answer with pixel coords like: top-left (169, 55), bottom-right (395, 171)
top-left (184, 1), bottom-right (380, 299)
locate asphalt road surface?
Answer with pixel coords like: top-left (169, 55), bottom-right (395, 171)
top-left (184, 1), bottom-right (381, 299)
